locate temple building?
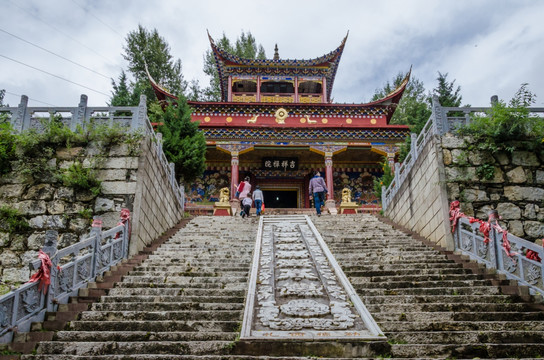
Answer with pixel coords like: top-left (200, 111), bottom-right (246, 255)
top-left (148, 33), bottom-right (410, 209)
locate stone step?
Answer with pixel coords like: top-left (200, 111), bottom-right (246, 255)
top-left (107, 288), bottom-right (245, 297)
top-left (69, 320), bottom-right (239, 333)
top-left (390, 342), bottom-right (544, 358)
top-left (79, 310), bottom-right (242, 322)
top-left (100, 295), bottom-right (245, 304)
top-left (353, 279), bottom-right (492, 289)
top-left (366, 302), bottom-right (535, 313)
top-left (386, 330), bottom-right (544, 344)
top-left (113, 282), bottom-right (247, 290)
top-left (91, 302), bottom-right (244, 312)
top-left (373, 311), bottom-right (544, 322)
top-left (21, 355), bottom-right (395, 360)
top-left (35, 340), bottom-right (233, 356)
top-left (361, 294), bottom-right (517, 305)
top-left (54, 331), bottom-right (237, 342)
top-left (120, 275), bottom-right (248, 284)
top-left (349, 273), bottom-right (483, 283)
top-left (357, 285), bottom-right (501, 296)
top-left (344, 267), bottom-right (474, 277)
top-left (378, 320), bottom-right (544, 332)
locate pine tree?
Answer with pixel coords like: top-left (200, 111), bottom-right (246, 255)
top-left (122, 25), bottom-right (187, 106)
top-left (109, 71), bottom-right (140, 106)
top-left (157, 95), bottom-right (206, 185)
top-left (202, 31), bottom-right (266, 101)
top-left (433, 71), bottom-right (462, 108)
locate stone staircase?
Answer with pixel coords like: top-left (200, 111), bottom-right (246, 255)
top-left (11, 214), bottom-right (544, 359)
top-left (313, 214), bottom-right (544, 359)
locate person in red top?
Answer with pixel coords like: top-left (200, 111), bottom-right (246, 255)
top-left (309, 171), bottom-right (327, 216)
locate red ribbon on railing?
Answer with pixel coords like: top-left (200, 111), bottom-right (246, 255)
top-left (114, 208), bottom-right (131, 239)
top-left (27, 250), bottom-right (53, 294)
top-left (526, 250), bottom-right (542, 262)
top-left (449, 201), bottom-right (531, 260)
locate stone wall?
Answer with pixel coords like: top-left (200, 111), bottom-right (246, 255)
top-left (442, 134), bottom-right (544, 241)
top-left (384, 135), bottom-right (453, 249)
top-left (0, 136), bottom-right (184, 289)
top-left (130, 136), bottom-right (183, 255)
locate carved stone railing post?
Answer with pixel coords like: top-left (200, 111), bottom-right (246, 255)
top-left (488, 210), bottom-right (502, 269)
top-left (431, 95), bottom-right (446, 135)
top-left (156, 132), bottom-right (163, 156)
top-left (13, 95), bottom-right (29, 133)
top-left (381, 185), bottom-right (386, 209)
top-left (410, 132), bottom-right (418, 162)
top-left (42, 230), bottom-right (59, 312)
top-left (90, 216), bottom-right (103, 279)
top-left (134, 95), bottom-right (147, 130)
top-left (73, 94), bottom-right (88, 131)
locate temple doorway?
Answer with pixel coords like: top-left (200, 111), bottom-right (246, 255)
top-left (263, 190), bottom-right (298, 208)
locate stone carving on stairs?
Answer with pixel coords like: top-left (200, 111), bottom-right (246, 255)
top-left (241, 215), bottom-right (384, 340)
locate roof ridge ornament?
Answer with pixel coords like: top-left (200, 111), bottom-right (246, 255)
top-left (274, 44), bottom-right (279, 60)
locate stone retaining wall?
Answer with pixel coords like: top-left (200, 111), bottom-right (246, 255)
top-left (442, 134), bottom-right (544, 241)
top-left (130, 136), bottom-right (183, 256)
top-left (384, 135), bottom-right (453, 249)
top-left (0, 136), bottom-right (183, 288)
top-left (385, 133), bottom-right (544, 249)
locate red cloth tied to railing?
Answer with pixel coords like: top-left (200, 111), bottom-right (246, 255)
top-left (449, 201), bottom-right (529, 259)
top-left (114, 208), bottom-right (131, 239)
top-left (27, 250), bottom-right (53, 294)
top-left (526, 250), bottom-right (542, 262)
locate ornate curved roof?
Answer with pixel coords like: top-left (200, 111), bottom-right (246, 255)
top-left (208, 31), bottom-right (348, 102)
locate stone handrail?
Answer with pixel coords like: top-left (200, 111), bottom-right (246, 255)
top-left (381, 97), bottom-right (544, 211)
top-left (450, 205), bottom-right (544, 296)
top-left (0, 94), bottom-right (184, 211)
top-left (0, 210), bottom-right (130, 343)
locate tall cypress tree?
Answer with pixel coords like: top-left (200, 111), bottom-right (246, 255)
top-left (157, 95), bottom-right (206, 185)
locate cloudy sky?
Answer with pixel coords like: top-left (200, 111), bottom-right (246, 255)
top-left (1, 0), bottom-right (542, 108)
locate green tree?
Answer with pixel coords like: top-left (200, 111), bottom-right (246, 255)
top-left (156, 95), bottom-right (206, 184)
top-left (121, 25), bottom-right (187, 105)
top-left (373, 158), bottom-right (394, 200)
top-left (203, 31), bottom-right (266, 101)
top-left (433, 71), bottom-right (462, 108)
top-left (109, 70), bottom-right (140, 106)
top-left (372, 73), bottom-right (431, 134)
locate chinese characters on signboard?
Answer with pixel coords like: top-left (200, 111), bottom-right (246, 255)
top-left (262, 157), bottom-right (298, 171)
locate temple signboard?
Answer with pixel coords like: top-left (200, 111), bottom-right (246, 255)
top-left (262, 157), bottom-right (298, 171)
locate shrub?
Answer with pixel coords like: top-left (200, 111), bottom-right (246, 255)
top-left (59, 161), bottom-right (102, 197)
top-left (373, 158), bottom-right (394, 200)
top-left (0, 122), bottom-right (15, 174)
top-left (0, 206), bottom-right (30, 233)
top-left (458, 84), bottom-right (542, 152)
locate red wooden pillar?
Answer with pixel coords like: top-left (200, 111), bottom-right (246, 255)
top-left (325, 153), bottom-right (334, 200)
top-left (231, 154), bottom-right (239, 200)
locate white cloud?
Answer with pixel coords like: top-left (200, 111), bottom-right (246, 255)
top-left (0, 0), bottom-right (542, 107)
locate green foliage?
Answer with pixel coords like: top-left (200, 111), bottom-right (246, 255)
top-left (157, 95), bottom-right (206, 184)
top-left (373, 158), bottom-right (394, 200)
top-left (372, 73), bottom-right (431, 133)
top-left (458, 84), bottom-right (542, 151)
top-left (0, 206), bottom-right (30, 233)
top-left (203, 31), bottom-right (266, 101)
top-left (433, 71), bottom-right (462, 108)
top-left (122, 25), bottom-right (187, 106)
top-left (77, 208), bottom-right (94, 219)
top-left (476, 163), bottom-right (495, 180)
top-left (0, 122), bottom-right (15, 174)
top-left (109, 70), bottom-right (141, 106)
top-left (59, 161), bottom-right (102, 197)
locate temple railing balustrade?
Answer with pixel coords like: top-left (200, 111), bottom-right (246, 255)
top-left (0, 211), bottom-right (130, 343)
top-left (0, 94), bottom-right (184, 210)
